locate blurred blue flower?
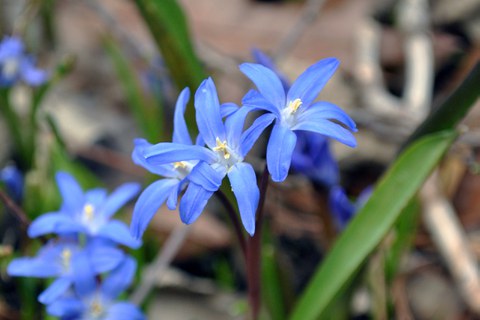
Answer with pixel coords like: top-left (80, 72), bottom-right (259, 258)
top-left (28, 172), bottom-right (141, 248)
top-left (8, 238), bottom-right (125, 304)
top-left (291, 131), bottom-right (339, 187)
top-left (130, 88), bottom-right (201, 239)
top-left (328, 186), bottom-right (372, 229)
top-left (143, 78), bottom-right (272, 235)
top-left (0, 164), bottom-right (23, 201)
top-left (240, 57), bottom-right (357, 182)
top-left (0, 36), bottom-right (48, 87)
top-left (46, 256), bottom-right (144, 320)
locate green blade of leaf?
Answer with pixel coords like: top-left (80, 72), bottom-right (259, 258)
top-left (104, 37), bottom-right (164, 142)
top-left (289, 130), bottom-right (456, 320)
top-left (134, 0), bottom-right (205, 131)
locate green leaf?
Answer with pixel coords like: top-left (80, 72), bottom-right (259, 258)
top-left (134, 0), bottom-right (205, 131)
top-left (289, 130), bottom-right (456, 320)
top-left (104, 37), bottom-right (164, 142)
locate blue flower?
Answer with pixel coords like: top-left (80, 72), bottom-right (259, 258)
top-left (240, 57), bottom-right (357, 182)
top-left (291, 131), bottom-right (339, 187)
top-left (0, 36), bottom-right (48, 87)
top-left (7, 238), bottom-right (125, 304)
top-left (142, 78), bottom-right (272, 235)
top-left (130, 88), bottom-right (201, 239)
top-left (0, 164), bottom-right (23, 201)
top-left (328, 186), bottom-right (372, 229)
top-left (46, 256), bottom-right (144, 320)
top-left (28, 172), bottom-right (141, 248)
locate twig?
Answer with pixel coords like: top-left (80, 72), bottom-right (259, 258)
top-left (246, 165), bottom-right (270, 320)
top-left (420, 171), bottom-right (480, 315)
top-left (130, 224), bottom-right (191, 305)
top-left (274, 0), bottom-right (327, 61)
top-left (353, 0), bottom-right (434, 141)
top-left (0, 189), bottom-right (30, 229)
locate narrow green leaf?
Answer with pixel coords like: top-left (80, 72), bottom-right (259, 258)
top-left (104, 37), bottom-right (164, 142)
top-left (134, 0), bottom-right (205, 131)
top-left (289, 130), bottom-right (456, 320)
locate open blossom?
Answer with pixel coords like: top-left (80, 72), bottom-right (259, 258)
top-left (28, 172), bottom-right (141, 248)
top-left (46, 256), bottom-right (144, 320)
top-left (141, 78), bottom-right (271, 235)
top-left (0, 36), bottom-right (48, 87)
top-left (240, 57), bottom-right (357, 182)
top-left (8, 238), bottom-right (125, 304)
top-left (130, 88), bottom-right (201, 239)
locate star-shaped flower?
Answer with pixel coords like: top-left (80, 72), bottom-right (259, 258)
top-left (28, 172), bottom-right (141, 248)
top-left (142, 78), bottom-right (272, 235)
top-left (240, 57), bottom-right (357, 182)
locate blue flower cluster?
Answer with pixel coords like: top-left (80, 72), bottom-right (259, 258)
top-left (0, 36), bottom-right (48, 87)
top-left (7, 172), bottom-right (145, 320)
top-left (130, 54), bottom-right (357, 238)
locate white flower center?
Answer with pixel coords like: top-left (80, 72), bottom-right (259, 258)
top-left (83, 204), bottom-right (95, 221)
top-left (60, 248), bottom-right (72, 272)
top-left (212, 137), bottom-right (241, 170)
top-left (88, 299), bottom-right (106, 319)
top-left (281, 98), bottom-right (303, 127)
top-left (173, 161), bottom-right (194, 179)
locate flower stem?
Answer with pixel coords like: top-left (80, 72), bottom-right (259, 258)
top-left (247, 165), bottom-right (270, 320)
top-left (216, 190), bottom-right (247, 258)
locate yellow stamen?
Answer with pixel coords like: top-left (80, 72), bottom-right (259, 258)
top-left (90, 300), bottom-right (104, 317)
top-left (83, 204), bottom-right (94, 220)
top-left (61, 248), bottom-right (72, 269)
top-left (288, 98), bottom-right (302, 114)
top-left (173, 161), bottom-right (187, 169)
top-left (213, 137), bottom-right (231, 160)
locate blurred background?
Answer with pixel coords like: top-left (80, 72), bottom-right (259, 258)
top-left (1, 0), bottom-right (479, 319)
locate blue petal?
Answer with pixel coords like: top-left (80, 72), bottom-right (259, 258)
top-left (28, 213), bottom-right (76, 238)
top-left (71, 251), bottom-right (97, 298)
top-left (220, 102), bottom-right (240, 118)
top-left (46, 297), bottom-right (84, 317)
top-left (172, 87), bottom-right (193, 145)
top-left (55, 172), bottom-right (84, 214)
top-left (84, 188), bottom-right (108, 207)
top-left (106, 302), bottom-right (145, 320)
top-left (97, 220), bottom-right (142, 249)
top-left (179, 183), bottom-right (214, 224)
top-left (166, 182), bottom-right (182, 210)
top-left (266, 124), bottom-right (297, 182)
top-left (225, 106), bottom-right (251, 148)
top-left (227, 163), bottom-right (259, 236)
top-left (239, 63), bottom-right (285, 109)
top-left (89, 244), bottom-right (125, 274)
top-left (329, 186), bottom-right (356, 229)
top-left (194, 78), bottom-right (226, 148)
top-left (187, 162), bottom-right (224, 192)
top-left (286, 57), bottom-right (339, 107)
top-left (102, 182), bottom-right (140, 219)
top-left (20, 58), bottom-right (48, 86)
top-left (38, 277), bottom-right (72, 304)
top-left (292, 119), bottom-right (357, 148)
top-left (102, 256), bottom-right (136, 300)
top-left (298, 101), bottom-right (357, 131)
top-left (242, 89), bottom-right (281, 118)
top-left (144, 142), bottom-right (216, 166)
top-left (240, 113), bottom-right (276, 156)
top-left (251, 48), bottom-right (291, 91)
top-left (7, 256), bottom-right (61, 278)
top-left (130, 179), bottom-right (179, 239)
top-left (132, 138), bottom-right (177, 177)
